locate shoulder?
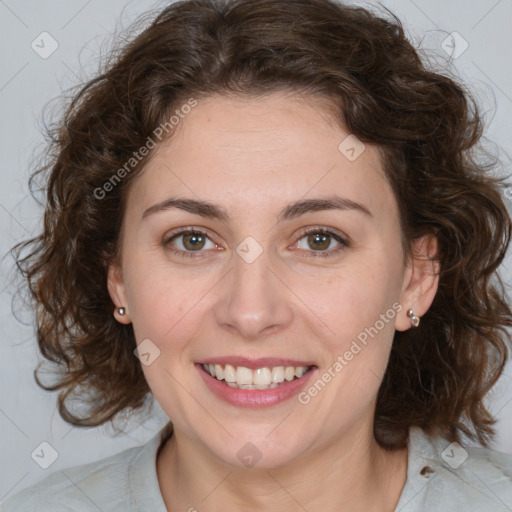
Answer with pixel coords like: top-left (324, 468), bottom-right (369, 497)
top-left (0, 445), bottom-right (140, 512)
top-left (0, 425), bottom-right (171, 512)
top-left (399, 427), bottom-right (512, 512)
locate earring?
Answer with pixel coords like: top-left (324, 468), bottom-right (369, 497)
top-left (117, 307), bottom-right (126, 316)
top-left (407, 309), bottom-right (420, 327)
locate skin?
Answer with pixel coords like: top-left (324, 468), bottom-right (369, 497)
top-left (108, 91), bottom-right (439, 511)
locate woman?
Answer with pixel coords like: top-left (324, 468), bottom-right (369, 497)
top-left (4, 0), bottom-right (512, 510)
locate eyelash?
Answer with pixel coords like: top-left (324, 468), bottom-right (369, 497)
top-left (163, 227), bottom-right (349, 259)
top-left (293, 227), bottom-right (349, 258)
top-left (163, 228), bottom-right (220, 259)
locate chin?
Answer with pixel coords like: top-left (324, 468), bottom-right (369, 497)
top-left (199, 425), bottom-right (315, 470)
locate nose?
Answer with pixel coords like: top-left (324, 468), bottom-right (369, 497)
top-left (213, 247), bottom-right (294, 340)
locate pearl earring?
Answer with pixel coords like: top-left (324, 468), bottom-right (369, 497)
top-left (117, 307), bottom-right (126, 316)
top-left (407, 309), bottom-right (420, 327)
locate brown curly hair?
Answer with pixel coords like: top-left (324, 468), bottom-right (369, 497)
top-left (12, 0), bottom-right (512, 449)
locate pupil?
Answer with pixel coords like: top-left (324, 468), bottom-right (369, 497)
top-left (309, 232), bottom-right (329, 250)
top-left (184, 233), bottom-right (205, 250)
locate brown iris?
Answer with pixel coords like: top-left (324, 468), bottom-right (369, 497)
top-left (182, 232), bottom-right (206, 251)
top-left (307, 232), bottom-right (331, 251)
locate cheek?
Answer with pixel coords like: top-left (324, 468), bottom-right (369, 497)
top-left (299, 257), bottom-right (403, 416)
top-left (124, 255), bottom-right (219, 354)
top-left (303, 255), bottom-right (402, 349)
top-left (122, 254), bottom-right (174, 328)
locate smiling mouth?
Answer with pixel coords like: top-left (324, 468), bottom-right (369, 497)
top-left (201, 363), bottom-right (315, 390)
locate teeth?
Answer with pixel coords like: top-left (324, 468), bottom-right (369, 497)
top-left (236, 366), bottom-right (253, 385)
top-left (224, 364), bottom-right (236, 383)
top-left (272, 366), bottom-right (285, 383)
top-left (214, 364), bottom-right (224, 380)
top-left (284, 366), bottom-right (295, 381)
top-left (202, 363), bottom-right (311, 389)
top-left (253, 367), bottom-right (272, 386)
top-left (295, 366), bottom-right (306, 378)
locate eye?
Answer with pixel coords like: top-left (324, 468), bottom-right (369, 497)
top-left (163, 226), bottom-right (349, 259)
top-left (164, 228), bottom-right (221, 257)
top-left (293, 228), bottom-right (349, 257)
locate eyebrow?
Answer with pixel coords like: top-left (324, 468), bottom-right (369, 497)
top-left (141, 195), bottom-right (372, 222)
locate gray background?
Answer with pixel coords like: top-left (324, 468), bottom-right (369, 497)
top-left (1, 0), bottom-right (511, 502)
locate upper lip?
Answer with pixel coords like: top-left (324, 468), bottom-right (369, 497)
top-left (196, 356), bottom-right (316, 369)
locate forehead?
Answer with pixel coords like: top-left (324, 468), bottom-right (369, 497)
top-left (125, 92), bottom-right (396, 224)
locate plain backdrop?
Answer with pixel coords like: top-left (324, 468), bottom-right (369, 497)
top-left (1, 0), bottom-right (511, 502)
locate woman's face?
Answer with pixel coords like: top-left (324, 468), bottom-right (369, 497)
top-left (109, 92), bottom-right (429, 468)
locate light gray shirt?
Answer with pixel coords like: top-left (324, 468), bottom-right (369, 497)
top-left (2, 424), bottom-right (511, 511)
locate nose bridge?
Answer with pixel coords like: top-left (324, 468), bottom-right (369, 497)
top-left (213, 241), bottom-right (293, 339)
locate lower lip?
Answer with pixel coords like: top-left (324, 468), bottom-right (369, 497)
top-left (196, 364), bottom-right (317, 408)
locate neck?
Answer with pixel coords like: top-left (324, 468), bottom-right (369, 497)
top-left (156, 422), bottom-right (408, 511)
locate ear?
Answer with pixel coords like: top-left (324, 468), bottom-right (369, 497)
top-left (395, 233), bottom-right (440, 331)
top-left (107, 261), bottom-right (132, 324)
